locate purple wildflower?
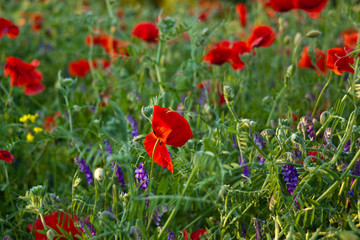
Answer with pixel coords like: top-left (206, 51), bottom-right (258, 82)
top-left (282, 165), bottom-right (298, 195)
top-left (348, 160), bottom-right (360, 198)
top-left (79, 219), bottom-right (96, 237)
top-left (166, 229), bottom-right (175, 240)
top-left (254, 132), bottom-right (266, 149)
top-left (254, 218), bottom-right (264, 240)
top-left (126, 115), bottom-right (139, 137)
top-left (116, 166), bottom-right (126, 188)
top-left (254, 132), bottom-right (266, 163)
top-left (294, 149), bottom-right (301, 159)
top-left (299, 117), bottom-right (315, 141)
top-left (153, 205), bottom-right (167, 226)
top-left (241, 222), bottom-right (246, 238)
top-left (75, 157), bottom-right (93, 185)
top-left (239, 157), bottom-right (250, 178)
top-left (177, 103), bottom-right (185, 116)
top-left (343, 139), bottom-right (351, 152)
top-left (324, 128), bottom-right (333, 144)
top-left (199, 87), bottom-right (206, 106)
top-left (135, 162), bottom-right (149, 190)
top-left (232, 135), bottom-right (237, 149)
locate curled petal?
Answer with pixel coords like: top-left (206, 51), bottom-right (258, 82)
top-left (144, 132), bottom-right (173, 173)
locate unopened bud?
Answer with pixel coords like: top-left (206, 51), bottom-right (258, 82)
top-left (47, 229), bottom-right (56, 239)
top-left (94, 168), bottom-right (105, 181)
top-left (306, 30), bottom-right (321, 38)
top-left (294, 33), bottom-right (302, 45)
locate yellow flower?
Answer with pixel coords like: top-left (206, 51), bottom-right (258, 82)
top-left (27, 132), bottom-right (34, 143)
top-left (33, 127), bottom-right (43, 134)
top-left (19, 113), bottom-right (39, 124)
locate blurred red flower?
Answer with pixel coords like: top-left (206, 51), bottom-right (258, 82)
top-left (144, 106), bottom-right (193, 173)
top-left (269, 0), bottom-right (294, 12)
top-left (246, 26), bottom-right (276, 49)
top-left (30, 211), bottom-right (81, 240)
top-left (86, 31), bottom-right (129, 59)
top-left (4, 57), bottom-right (45, 95)
top-left (0, 150), bottom-right (14, 163)
top-left (190, 229), bottom-right (207, 240)
top-left (293, 0), bottom-right (328, 18)
top-left (132, 22), bottom-right (159, 43)
top-left (31, 13), bottom-right (43, 32)
top-left (298, 46), bottom-right (327, 76)
top-left (0, 17), bottom-right (19, 39)
top-left (68, 59), bottom-right (111, 77)
top-left (204, 40), bottom-right (250, 71)
top-left (235, 3), bottom-right (247, 27)
top-left (343, 32), bottom-right (359, 49)
top-left (326, 47), bottom-right (354, 76)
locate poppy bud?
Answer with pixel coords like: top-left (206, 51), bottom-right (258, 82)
top-left (94, 168), bottom-right (105, 180)
top-left (284, 35), bottom-right (292, 45)
top-left (306, 30), bottom-right (321, 38)
top-left (162, 17), bottom-right (176, 31)
top-left (223, 85), bottom-right (234, 102)
top-left (99, 210), bottom-right (117, 221)
top-left (47, 229), bottom-right (56, 239)
top-left (294, 33), bottom-right (302, 45)
top-left (285, 64), bottom-right (295, 84)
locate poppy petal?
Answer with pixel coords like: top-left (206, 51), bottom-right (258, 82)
top-left (24, 83), bottom-right (45, 95)
top-left (152, 105), bottom-right (193, 147)
top-left (0, 150), bottom-right (14, 163)
top-left (144, 132), bottom-right (173, 173)
top-left (7, 25), bottom-right (19, 38)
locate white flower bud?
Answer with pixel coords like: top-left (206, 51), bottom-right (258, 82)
top-left (94, 168), bottom-right (105, 181)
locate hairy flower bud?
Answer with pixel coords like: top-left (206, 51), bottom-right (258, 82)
top-left (306, 30), bottom-right (321, 38)
top-left (94, 168), bottom-right (105, 181)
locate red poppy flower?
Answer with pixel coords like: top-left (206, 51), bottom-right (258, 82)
top-left (132, 22), bottom-right (159, 43)
top-left (31, 13), bottom-right (43, 32)
top-left (204, 42), bottom-right (233, 66)
top-left (269, 0), bottom-right (294, 12)
top-left (293, 0), bottom-right (328, 18)
top-left (246, 26), bottom-right (276, 50)
top-left (190, 229), bottom-right (207, 240)
top-left (184, 229), bottom-right (188, 240)
top-left (4, 57), bottom-right (45, 95)
top-left (144, 106), bottom-right (193, 173)
top-left (68, 59), bottom-right (91, 77)
top-left (0, 150), bottom-right (14, 163)
top-left (343, 32), bottom-right (359, 49)
top-left (204, 41), bottom-right (249, 71)
top-left (326, 47), bottom-right (354, 76)
top-left (0, 17), bottom-right (19, 39)
top-left (308, 151), bottom-right (324, 162)
top-left (235, 3), bottom-right (247, 27)
top-left (298, 46), bottom-right (327, 76)
top-left (31, 211), bottom-right (81, 240)
top-left (86, 31), bottom-right (129, 59)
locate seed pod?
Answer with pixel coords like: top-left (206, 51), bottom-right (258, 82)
top-left (306, 30), bottom-right (321, 38)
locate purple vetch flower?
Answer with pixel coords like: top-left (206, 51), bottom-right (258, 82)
top-left (282, 164), bottom-right (299, 208)
top-left (343, 139), bottom-right (351, 152)
top-left (324, 128), bottom-right (333, 144)
top-left (298, 117), bottom-right (315, 141)
top-left (253, 132), bottom-right (266, 149)
top-left (135, 162), bottom-right (149, 190)
top-left (282, 165), bottom-right (298, 195)
top-left (254, 218), bottom-right (264, 240)
top-left (199, 87), bottom-right (206, 106)
top-left (239, 157), bottom-right (250, 178)
top-left (348, 160), bottom-right (360, 198)
top-left (115, 166), bottom-right (126, 188)
top-left (166, 229), bottom-right (175, 240)
top-left (232, 135), bottom-right (237, 149)
top-left (177, 103), bottom-right (185, 116)
top-left (153, 205), bottom-right (167, 226)
top-left (126, 115), bottom-right (139, 137)
top-left (79, 219), bottom-right (96, 237)
top-left (241, 222), bottom-right (246, 238)
top-left (254, 132), bottom-right (266, 163)
top-left (294, 149), bottom-right (301, 159)
top-left (75, 157), bottom-right (93, 185)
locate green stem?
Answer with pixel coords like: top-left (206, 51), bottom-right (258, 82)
top-left (266, 84), bottom-right (287, 126)
top-left (311, 71), bottom-right (333, 118)
top-left (158, 160), bottom-right (199, 238)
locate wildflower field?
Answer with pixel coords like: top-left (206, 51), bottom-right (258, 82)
top-left (1, 0), bottom-right (360, 239)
